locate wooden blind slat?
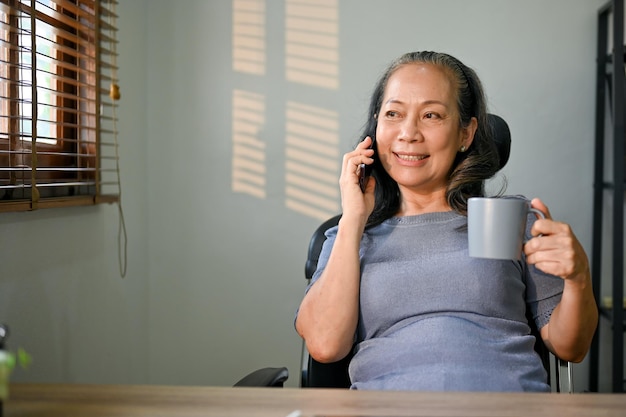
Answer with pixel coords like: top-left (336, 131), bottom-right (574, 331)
top-left (0, 0), bottom-right (120, 211)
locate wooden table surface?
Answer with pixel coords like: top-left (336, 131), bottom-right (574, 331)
top-left (4, 383), bottom-right (626, 417)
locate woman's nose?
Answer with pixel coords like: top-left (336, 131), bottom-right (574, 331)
top-left (399, 119), bottom-right (423, 142)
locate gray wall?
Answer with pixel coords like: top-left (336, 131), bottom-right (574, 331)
top-left (0, 0), bottom-right (614, 391)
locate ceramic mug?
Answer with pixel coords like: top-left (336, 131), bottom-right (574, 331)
top-left (467, 197), bottom-right (545, 260)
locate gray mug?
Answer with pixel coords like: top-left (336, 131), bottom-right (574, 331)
top-left (467, 197), bottom-right (545, 260)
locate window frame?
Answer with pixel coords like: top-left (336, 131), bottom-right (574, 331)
top-left (0, 0), bottom-right (119, 212)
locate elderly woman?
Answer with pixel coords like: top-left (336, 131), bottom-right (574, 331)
top-left (295, 51), bottom-right (597, 392)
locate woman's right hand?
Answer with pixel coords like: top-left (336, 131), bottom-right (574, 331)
top-left (339, 136), bottom-right (376, 222)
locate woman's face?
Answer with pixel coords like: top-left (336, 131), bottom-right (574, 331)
top-left (375, 63), bottom-right (475, 196)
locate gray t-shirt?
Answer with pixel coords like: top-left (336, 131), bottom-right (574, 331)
top-left (307, 211), bottom-right (563, 392)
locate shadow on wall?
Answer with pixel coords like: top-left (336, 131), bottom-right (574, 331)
top-left (231, 0), bottom-right (341, 221)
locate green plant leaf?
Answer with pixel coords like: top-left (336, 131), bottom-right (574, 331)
top-left (17, 348), bottom-right (32, 369)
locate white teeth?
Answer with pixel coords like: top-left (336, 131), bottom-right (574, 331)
top-left (397, 154), bottom-right (428, 161)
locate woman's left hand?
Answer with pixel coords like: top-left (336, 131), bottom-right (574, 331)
top-left (526, 198), bottom-right (598, 363)
top-left (523, 198), bottom-right (589, 283)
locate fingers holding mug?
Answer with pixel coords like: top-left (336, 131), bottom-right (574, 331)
top-left (530, 198), bottom-right (552, 219)
top-left (524, 223), bottom-right (588, 281)
top-left (528, 198), bottom-right (560, 239)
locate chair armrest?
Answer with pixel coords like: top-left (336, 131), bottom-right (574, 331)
top-left (234, 367), bottom-right (289, 387)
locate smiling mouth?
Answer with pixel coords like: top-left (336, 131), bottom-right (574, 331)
top-left (396, 154), bottom-right (429, 161)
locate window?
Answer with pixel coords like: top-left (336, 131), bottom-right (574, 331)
top-left (0, 0), bottom-right (119, 212)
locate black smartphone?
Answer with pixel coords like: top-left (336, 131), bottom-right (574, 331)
top-left (358, 135), bottom-right (375, 192)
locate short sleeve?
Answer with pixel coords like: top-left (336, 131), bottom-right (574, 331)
top-left (306, 225), bottom-right (339, 291)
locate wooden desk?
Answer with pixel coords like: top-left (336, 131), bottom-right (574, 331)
top-left (4, 383), bottom-right (626, 417)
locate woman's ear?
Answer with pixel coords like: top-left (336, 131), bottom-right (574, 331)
top-left (461, 117), bottom-right (478, 150)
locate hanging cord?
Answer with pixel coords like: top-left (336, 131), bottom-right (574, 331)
top-left (108, 1), bottom-right (127, 278)
top-left (112, 99), bottom-right (127, 278)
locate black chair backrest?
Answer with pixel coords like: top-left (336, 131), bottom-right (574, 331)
top-left (489, 113), bottom-right (511, 169)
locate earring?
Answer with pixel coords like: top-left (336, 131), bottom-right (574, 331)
top-left (460, 145), bottom-right (466, 152)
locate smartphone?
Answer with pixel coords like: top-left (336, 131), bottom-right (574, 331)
top-left (358, 135), bottom-right (375, 192)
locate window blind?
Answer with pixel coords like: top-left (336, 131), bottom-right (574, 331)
top-left (0, 0), bottom-right (119, 212)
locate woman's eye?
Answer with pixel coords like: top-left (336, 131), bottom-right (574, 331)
top-left (385, 110), bottom-right (398, 118)
top-left (424, 112), bottom-right (439, 119)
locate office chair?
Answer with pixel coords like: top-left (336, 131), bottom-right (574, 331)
top-left (300, 114), bottom-right (574, 393)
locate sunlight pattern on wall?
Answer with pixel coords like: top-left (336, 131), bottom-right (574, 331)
top-left (230, 0), bottom-right (341, 221)
top-left (285, 101), bottom-right (339, 220)
top-left (232, 0), bottom-right (266, 75)
top-left (232, 90), bottom-right (266, 199)
top-left (285, 0), bottom-right (339, 90)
